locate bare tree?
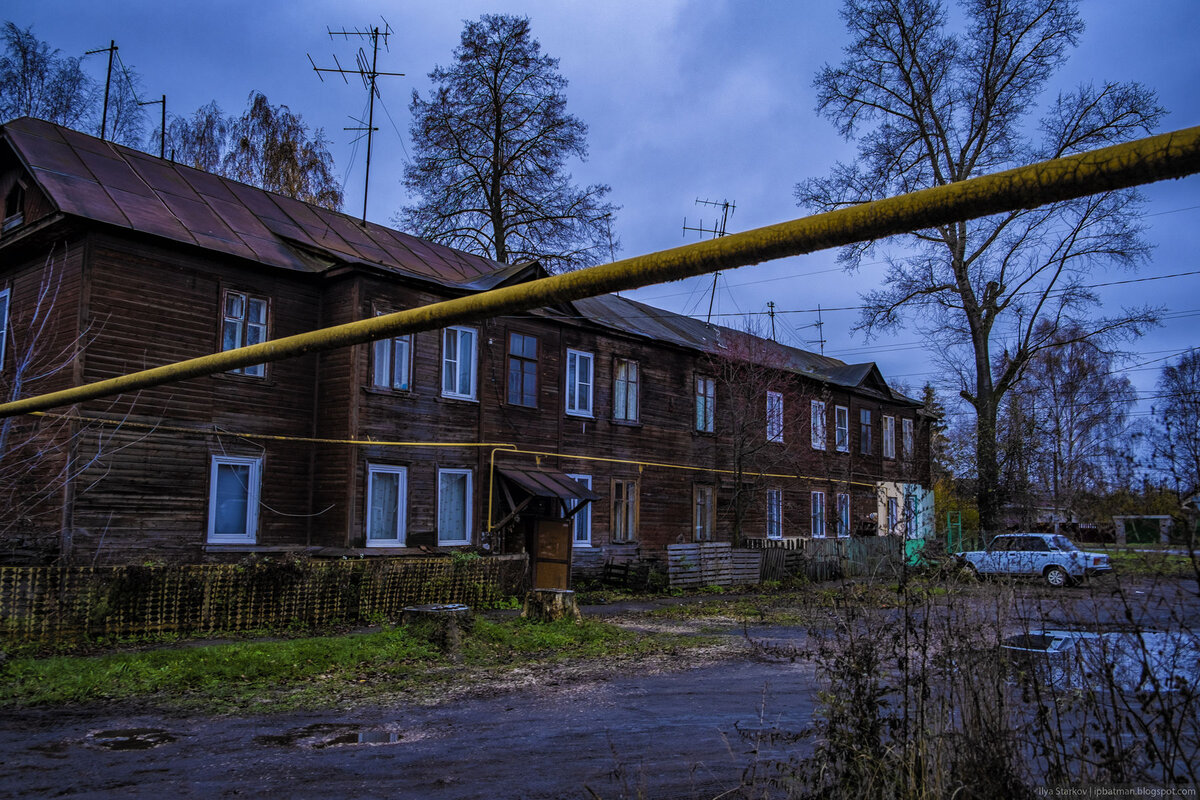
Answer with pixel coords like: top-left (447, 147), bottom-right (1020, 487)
top-left (223, 92), bottom-right (342, 211)
top-left (0, 247), bottom-right (137, 563)
top-left (795, 0), bottom-right (1163, 531)
top-left (703, 327), bottom-right (816, 544)
top-left (1152, 349), bottom-right (1200, 498)
top-left (399, 14), bottom-right (618, 272)
top-left (0, 21), bottom-right (95, 128)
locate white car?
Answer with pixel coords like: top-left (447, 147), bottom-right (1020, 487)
top-left (956, 533), bottom-right (1112, 587)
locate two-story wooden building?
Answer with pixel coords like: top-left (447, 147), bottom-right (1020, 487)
top-left (0, 117), bottom-right (932, 568)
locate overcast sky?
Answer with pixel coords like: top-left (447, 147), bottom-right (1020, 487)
top-left (6, 0), bottom-right (1198, 424)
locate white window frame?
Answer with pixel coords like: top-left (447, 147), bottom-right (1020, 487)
top-left (441, 326), bottom-right (477, 400)
top-left (811, 491), bottom-right (826, 538)
top-left (566, 473), bottom-right (593, 546)
top-left (613, 358), bottom-right (639, 422)
top-left (887, 497), bottom-right (899, 535)
top-left (766, 391), bottom-right (784, 443)
top-left (811, 399), bottom-right (826, 450)
top-left (366, 464), bottom-right (407, 546)
top-left (207, 455), bottom-right (261, 543)
top-left (0, 287), bottom-right (9, 368)
top-left (902, 418), bottom-right (915, 461)
top-left (767, 489), bottom-right (783, 540)
top-left (695, 375), bottom-right (715, 433)
top-left (837, 492), bottom-right (850, 538)
top-left (437, 468), bottom-right (473, 545)
top-left (694, 484), bottom-right (716, 542)
top-left (883, 415), bottom-right (896, 459)
top-left (373, 327), bottom-right (412, 391)
top-left (565, 349), bottom-right (594, 416)
top-left (835, 405), bottom-right (849, 452)
top-left (222, 290), bottom-right (268, 377)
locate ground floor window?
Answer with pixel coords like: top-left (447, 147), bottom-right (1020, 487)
top-left (837, 493), bottom-right (850, 538)
top-left (566, 473), bottom-right (592, 546)
top-left (366, 464), bottom-right (407, 546)
top-left (811, 491), bottom-right (826, 538)
top-left (694, 484), bottom-right (715, 541)
top-left (207, 455), bottom-right (261, 542)
top-left (612, 479), bottom-right (638, 542)
top-left (887, 496), bottom-right (899, 535)
top-left (438, 469), bottom-right (472, 545)
top-left (767, 489), bottom-right (783, 540)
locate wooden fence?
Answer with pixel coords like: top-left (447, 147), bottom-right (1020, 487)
top-left (0, 554), bottom-right (527, 643)
top-left (666, 543), bottom-right (763, 588)
top-left (747, 536), bottom-right (905, 581)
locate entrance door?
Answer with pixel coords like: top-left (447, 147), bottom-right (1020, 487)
top-left (532, 519), bottom-right (572, 589)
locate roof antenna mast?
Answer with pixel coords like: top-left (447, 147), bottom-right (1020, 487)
top-left (682, 198), bottom-right (735, 323)
top-left (309, 19), bottom-right (405, 226)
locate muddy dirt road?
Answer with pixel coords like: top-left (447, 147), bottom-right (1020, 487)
top-left (2, 576), bottom-right (1195, 799)
top-left (0, 646), bottom-right (815, 800)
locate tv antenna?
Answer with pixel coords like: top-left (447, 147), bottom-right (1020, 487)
top-left (682, 198), bottom-right (735, 323)
top-left (309, 19), bottom-right (405, 225)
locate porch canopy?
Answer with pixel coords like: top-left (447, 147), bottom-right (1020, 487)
top-left (492, 467), bottom-right (599, 531)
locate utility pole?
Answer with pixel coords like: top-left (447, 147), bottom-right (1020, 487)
top-left (140, 94), bottom-right (165, 158)
top-left (86, 41), bottom-right (117, 141)
top-left (309, 20), bottom-right (405, 225)
top-left (808, 304), bottom-right (827, 355)
top-left (767, 301), bottom-right (777, 342)
top-left (682, 198), bottom-right (735, 323)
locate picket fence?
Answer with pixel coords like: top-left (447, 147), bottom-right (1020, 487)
top-left (0, 554), bottom-right (527, 643)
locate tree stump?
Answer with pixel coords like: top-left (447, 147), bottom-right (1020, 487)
top-left (401, 603), bottom-right (474, 658)
top-left (521, 589), bottom-right (583, 623)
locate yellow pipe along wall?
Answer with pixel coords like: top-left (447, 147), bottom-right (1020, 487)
top-left (2, 125), bottom-right (1199, 419)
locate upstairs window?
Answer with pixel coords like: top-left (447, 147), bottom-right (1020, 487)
top-left (507, 332), bottom-right (538, 407)
top-left (222, 290), bottom-right (268, 377)
top-left (565, 349), bottom-right (594, 416)
top-left (835, 405), bottom-right (849, 452)
top-left (859, 409), bottom-right (873, 454)
top-left (373, 318), bottom-right (412, 391)
top-left (902, 418), bottom-right (915, 460)
top-left (442, 326), bottom-right (477, 399)
top-left (767, 391), bottom-right (784, 443)
top-left (613, 359), bottom-right (639, 422)
top-left (3, 183), bottom-right (25, 232)
top-left (811, 400), bottom-right (826, 450)
top-left (883, 415), bottom-right (896, 459)
top-left (695, 375), bottom-right (715, 433)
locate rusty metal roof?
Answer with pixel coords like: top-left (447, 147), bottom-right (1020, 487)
top-left (1, 116), bottom-right (512, 289)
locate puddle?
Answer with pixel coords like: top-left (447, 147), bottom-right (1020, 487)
top-left (255, 723), bottom-right (411, 749)
top-left (86, 728), bottom-right (177, 751)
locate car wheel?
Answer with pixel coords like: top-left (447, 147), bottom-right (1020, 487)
top-left (962, 563), bottom-right (980, 581)
top-left (1044, 566), bottom-right (1069, 588)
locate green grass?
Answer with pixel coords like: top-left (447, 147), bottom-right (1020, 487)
top-left (1090, 544), bottom-right (1198, 578)
top-left (0, 617), bottom-right (698, 713)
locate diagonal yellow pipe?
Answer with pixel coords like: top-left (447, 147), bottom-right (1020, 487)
top-left (2, 125), bottom-right (1198, 419)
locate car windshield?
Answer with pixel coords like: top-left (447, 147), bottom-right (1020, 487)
top-left (1050, 535), bottom-right (1080, 552)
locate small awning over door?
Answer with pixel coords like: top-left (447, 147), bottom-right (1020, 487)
top-left (496, 467), bottom-right (600, 503)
